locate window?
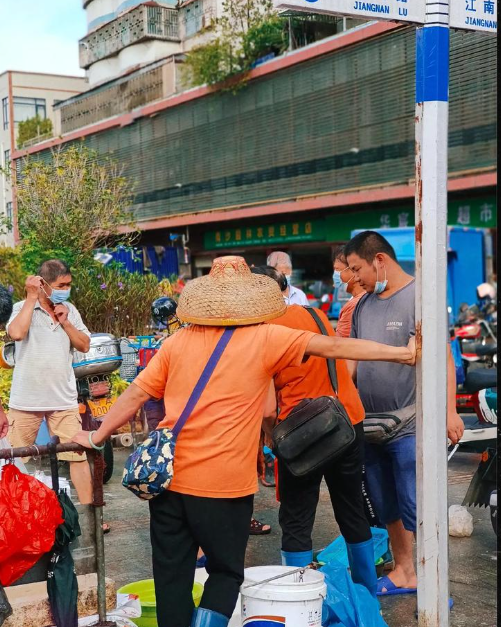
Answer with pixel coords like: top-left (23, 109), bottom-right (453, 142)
top-left (4, 149), bottom-right (10, 167)
top-left (5, 202), bottom-right (13, 231)
top-left (13, 97), bottom-right (46, 123)
top-left (2, 97), bottom-right (8, 130)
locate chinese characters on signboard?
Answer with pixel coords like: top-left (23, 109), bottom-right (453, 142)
top-left (204, 198), bottom-right (497, 250)
top-left (206, 220), bottom-right (322, 249)
top-left (450, 0), bottom-right (497, 32)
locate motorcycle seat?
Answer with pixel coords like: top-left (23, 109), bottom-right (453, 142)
top-left (472, 343), bottom-right (497, 357)
top-left (464, 369), bottom-right (498, 393)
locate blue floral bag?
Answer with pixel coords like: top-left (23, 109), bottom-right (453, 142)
top-left (122, 328), bottom-right (235, 500)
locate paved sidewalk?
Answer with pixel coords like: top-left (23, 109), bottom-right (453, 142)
top-left (96, 448), bottom-right (496, 627)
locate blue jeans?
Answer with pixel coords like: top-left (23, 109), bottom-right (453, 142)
top-left (364, 435), bottom-right (416, 532)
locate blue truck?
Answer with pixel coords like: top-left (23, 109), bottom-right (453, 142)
top-left (328, 226), bottom-right (486, 324)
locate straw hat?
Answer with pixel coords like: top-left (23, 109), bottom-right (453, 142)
top-left (177, 256), bottom-right (287, 326)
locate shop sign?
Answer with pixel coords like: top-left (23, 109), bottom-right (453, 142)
top-left (325, 196), bottom-right (497, 240)
top-left (204, 220), bottom-right (325, 249)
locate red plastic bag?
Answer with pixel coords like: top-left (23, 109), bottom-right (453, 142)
top-left (0, 464), bottom-right (63, 586)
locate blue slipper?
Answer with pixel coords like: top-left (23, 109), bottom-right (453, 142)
top-left (377, 575), bottom-right (417, 596)
top-left (415, 598), bottom-right (453, 618)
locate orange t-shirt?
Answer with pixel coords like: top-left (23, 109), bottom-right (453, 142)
top-left (270, 306), bottom-right (365, 425)
top-left (336, 292), bottom-right (366, 338)
top-left (134, 323), bottom-right (314, 498)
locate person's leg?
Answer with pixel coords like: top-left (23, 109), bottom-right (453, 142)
top-left (47, 409), bottom-right (93, 504)
top-left (149, 491), bottom-right (199, 627)
top-left (382, 435), bottom-right (417, 591)
top-left (7, 409), bottom-right (44, 458)
top-left (277, 459), bottom-right (322, 565)
top-left (186, 493), bottom-right (254, 621)
top-left (324, 424), bottom-right (376, 596)
top-left (364, 440), bottom-right (412, 591)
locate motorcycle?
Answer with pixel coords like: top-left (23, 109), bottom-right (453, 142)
top-left (73, 333), bottom-right (123, 484)
top-left (451, 367), bottom-right (497, 456)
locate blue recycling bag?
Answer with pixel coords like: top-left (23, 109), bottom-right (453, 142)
top-left (320, 561), bottom-right (388, 627)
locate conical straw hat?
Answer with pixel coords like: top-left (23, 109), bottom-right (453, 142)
top-left (177, 256), bottom-right (287, 326)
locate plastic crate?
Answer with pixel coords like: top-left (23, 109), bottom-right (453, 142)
top-left (316, 527), bottom-right (389, 567)
top-left (138, 347), bottom-right (159, 370)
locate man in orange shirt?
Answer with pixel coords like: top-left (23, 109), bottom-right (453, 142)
top-left (333, 246), bottom-right (367, 338)
top-left (74, 256), bottom-right (415, 627)
top-left (253, 266), bottom-right (377, 599)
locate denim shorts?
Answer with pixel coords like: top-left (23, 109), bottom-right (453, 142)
top-left (364, 434), bottom-right (417, 532)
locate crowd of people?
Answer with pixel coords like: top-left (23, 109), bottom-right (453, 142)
top-left (0, 230), bottom-right (464, 627)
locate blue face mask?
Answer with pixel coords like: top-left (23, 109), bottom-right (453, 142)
top-left (285, 275), bottom-right (292, 287)
top-left (42, 280), bottom-right (71, 304)
top-left (333, 271), bottom-right (343, 289)
top-left (374, 264), bottom-right (387, 295)
top-left (49, 288), bottom-right (71, 304)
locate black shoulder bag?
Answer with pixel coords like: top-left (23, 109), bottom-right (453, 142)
top-left (271, 308), bottom-right (356, 477)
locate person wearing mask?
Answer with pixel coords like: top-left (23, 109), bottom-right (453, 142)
top-left (6, 260), bottom-right (93, 506)
top-left (345, 231), bottom-right (464, 596)
top-left (73, 255), bottom-right (415, 627)
top-left (332, 246), bottom-right (367, 338)
top-left (253, 265), bottom-right (379, 599)
top-left (267, 251), bottom-right (309, 306)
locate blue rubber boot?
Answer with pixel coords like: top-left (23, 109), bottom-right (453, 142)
top-left (190, 607), bottom-right (229, 627)
top-left (280, 550), bottom-right (313, 567)
top-left (346, 539), bottom-right (378, 598)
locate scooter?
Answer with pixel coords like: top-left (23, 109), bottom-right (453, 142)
top-left (451, 368), bottom-right (497, 456)
top-left (456, 342), bottom-right (497, 412)
top-left (73, 333), bottom-right (123, 484)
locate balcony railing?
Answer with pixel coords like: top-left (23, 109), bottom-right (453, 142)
top-left (79, 4), bottom-right (180, 69)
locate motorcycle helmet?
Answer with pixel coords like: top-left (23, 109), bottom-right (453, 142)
top-left (151, 297), bottom-right (178, 327)
top-left (0, 284), bottom-right (13, 325)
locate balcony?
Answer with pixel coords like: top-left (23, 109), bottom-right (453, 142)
top-left (55, 55), bottom-right (185, 134)
top-left (79, 4), bottom-right (180, 69)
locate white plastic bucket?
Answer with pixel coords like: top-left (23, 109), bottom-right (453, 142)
top-left (241, 566), bottom-right (326, 627)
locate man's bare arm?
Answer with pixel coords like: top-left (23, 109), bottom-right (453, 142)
top-left (305, 334), bottom-right (415, 366)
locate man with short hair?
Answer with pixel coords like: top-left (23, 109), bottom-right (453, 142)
top-left (267, 251), bottom-right (309, 306)
top-left (345, 231), bottom-right (464, 596)
top-left (6, 259), bottom-right (93, 504)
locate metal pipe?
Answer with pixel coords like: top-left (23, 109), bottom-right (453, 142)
top-left (0, 442), bottom-right (84, 460)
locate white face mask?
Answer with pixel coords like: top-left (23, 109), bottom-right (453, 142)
top-left (285, 275), bottom-right (292, 287)
top-left (374, 264), bottom-right (388, 294)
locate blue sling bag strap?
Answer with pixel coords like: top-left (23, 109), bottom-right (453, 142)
top-left (123, 327), bottom-right (236, 499)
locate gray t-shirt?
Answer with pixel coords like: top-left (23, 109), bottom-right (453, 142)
top-left (7, 301), bottom-right (90, 411)
top-left (351, 280), bottom-right (416, 437)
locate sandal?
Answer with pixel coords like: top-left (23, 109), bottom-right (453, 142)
top-left (249, 518), bottom-right (271, 535)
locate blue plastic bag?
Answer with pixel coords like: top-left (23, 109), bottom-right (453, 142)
top-left (320, 561), bottom-right (388, 627)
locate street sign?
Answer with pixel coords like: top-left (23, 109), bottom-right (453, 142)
top-left (275, 0), bottom-right (497, 31)
top-left (275, 0), bottom-right (426, 24)
top-left (450, 0), bottom-right (497, 32)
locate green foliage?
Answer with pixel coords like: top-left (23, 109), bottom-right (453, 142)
top-left (184, 0), bottom-right (287, 90)
top-left (71, 263), bottom-right (161, 337)
top-left (15, 145), bottom-right (138, 272)
top-left (0, 247), bottom-right (25, 301)
top-left (0, 360), bottom-right (13, 408)
top-left (17, 116), bottom-right (53, 148)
